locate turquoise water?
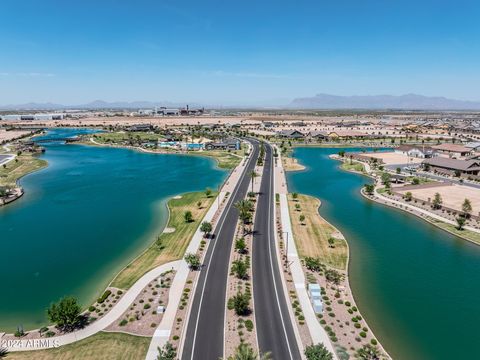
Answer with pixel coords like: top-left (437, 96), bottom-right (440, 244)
top-left (0, 129), bottom-right (226, 332)
top-left (287, 147), bottom-right (480, 360)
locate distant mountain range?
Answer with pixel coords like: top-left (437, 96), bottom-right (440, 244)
top-left (289, 93), bottom-right (480, 110)
top-left (2, 94), bottom-right (480, 111)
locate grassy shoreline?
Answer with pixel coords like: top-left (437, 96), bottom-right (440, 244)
top-left (111, 191), bottom-right (217, 289)
top-left (287, 193), bottom-right (348, 270)
top-left (0, 154), bottom-right (48, 188)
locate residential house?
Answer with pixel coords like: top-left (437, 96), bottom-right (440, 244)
top-left (431, 143), bottom-right (471, 158)
top-left (277, 129), bottom-right (305, 139)
top-left (394, 145), bottom-right (437, 158)
top-left (423, 157), bottom-right (480, 175)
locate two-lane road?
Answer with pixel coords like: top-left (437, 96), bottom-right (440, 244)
top-left (252, 143), bottom-right (301, 359)
top-left (181, 140), bottom-right (260, 360)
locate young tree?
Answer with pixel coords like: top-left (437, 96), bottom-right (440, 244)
top-left (462, 198), bottom-right (472, 217)
top-left (338, 150), bottom-right (345, 158)
top-left (205, 187), bottom-right (212, 198)
top-left (328, 237), bottom-right (335, 248)
top-left (456, 216), bottom-right (466, 231)
top-left (231, 259), bottom-right (248, 279)
top-left (364, 184), bottom-right (375, 195)
top-left (292, 192), bottom-right (299, 201)
top-left (184, 210), bottom-right (193, 223)
top-left (157, 342), bottom-right (176, 360)
top-left (432, 192), bottom-right (443, 210)
top-left (184, 253), bottom-right (201, 270)
top-left (200, 221), bottom-right (213, 238)
top-left (325, 269), bottom-right (342, 285)
top-left (304, 257), bottom-right (322, 272)
top-left (295, 203), bottom-right (301, 212)
top-left (299, 214), bottom-right (306, 225)
top-left (249, 170), bottom-right (258, 193)
top-left (381, 172), bottom-right (391, 187)
top-left (404, 192), bottom-right (413, 202)
top-left (304, 343), bottom-right (334, 360)
top-left (230, 291), bottom-right (250, 316)
top-left (235, 237), bottom-right (247, 254)
top-left (197, 200), bottom-right (202, 209)
top-left (47, 296), bottom-right (81, 331)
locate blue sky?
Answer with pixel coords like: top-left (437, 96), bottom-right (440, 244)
top-left (0, 0), bottom-right (479, 105)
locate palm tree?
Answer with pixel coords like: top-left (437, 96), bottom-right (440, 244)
top-left (234, 200), bottom-right (254, 225)
top-left (0, 348), bottom-right (9, 359)
top-left (249, 170), bottom-right (258, 193)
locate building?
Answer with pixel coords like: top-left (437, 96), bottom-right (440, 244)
top-left (205, 138), bottom-right (241, 151)
top-left (432, 143), bottom-right (471, 158)
top-left (394, 145), bottom-right (437, 158)
top-left (423, 157), bottom-right (480, 175)
top-left (277, 129), bottom-right (305, 139)
top-left (308, 131), bottom-right (329, 140)
top-left (1, 113), bottom-right (64, 121)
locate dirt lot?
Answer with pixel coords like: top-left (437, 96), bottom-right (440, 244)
top-left (363, 152), bottom-right (423, 165)
top-left (397, 184), bottom-right (480, 214)
top-left (0, 130), bottom-right (31, 143)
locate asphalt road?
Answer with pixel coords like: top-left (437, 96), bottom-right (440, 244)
top-left (181, 140), bottom-right (260, 360)
top-left (252, 143), bottom-right (302, 359)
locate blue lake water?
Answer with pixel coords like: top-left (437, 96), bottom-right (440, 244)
top-left (0, 128), bottom-right (226, 332)
top-left (287, 147), bottom-right (480, 360)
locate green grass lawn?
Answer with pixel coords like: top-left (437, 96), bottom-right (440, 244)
top-left (190, 150), bottom-right (243, 170)
top-left (288, 194), bottom-right (348, 270)
top-left (91, 132), bottom-right (162, 143)
top-left (428, 218), bottom-right (480, 245)
top-left (111, 191), bottom-right (217, 289)
top-left (0, 155), bottom-right (47, 187)
top-left (6, 332), bottom-right (151, 360)
top-left (340, 161), bottom-right (365, 173)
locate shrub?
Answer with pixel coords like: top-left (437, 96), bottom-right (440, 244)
top-left (144, 303), bottom-right (151, 310)
top-left (45, 331), bottom-right (56, 338)
top-left (371, 339), bottom-right (378, 345)
top-left (354, 323), bottom-right (361, 329)
top-left (88, 306), bottom-right (96, 312)
top-left (245, 319), bottom-right (254, 332)
top-left (97, 290), bottom-right (112, 304)
top-left (119, 319), bottom-right (128, 326)
top-left (360, 331), bottom-right (367, 338)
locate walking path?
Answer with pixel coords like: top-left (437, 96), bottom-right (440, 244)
top-left (4, 260), bottom-right (181, 352)
top-left (274, 146), bottom-right (338, 358)
top-left (373, 188), bottom-right (480, 233)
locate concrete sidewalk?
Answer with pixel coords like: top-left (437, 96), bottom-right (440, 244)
top-left (145, 191), bottom-right (227, 360)
top-left (146, 146), bottom-right (251, 359)
top-left (5, 260), bottom-right (181, 352)
top-left (275, 146), bottom-right (338, 358)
